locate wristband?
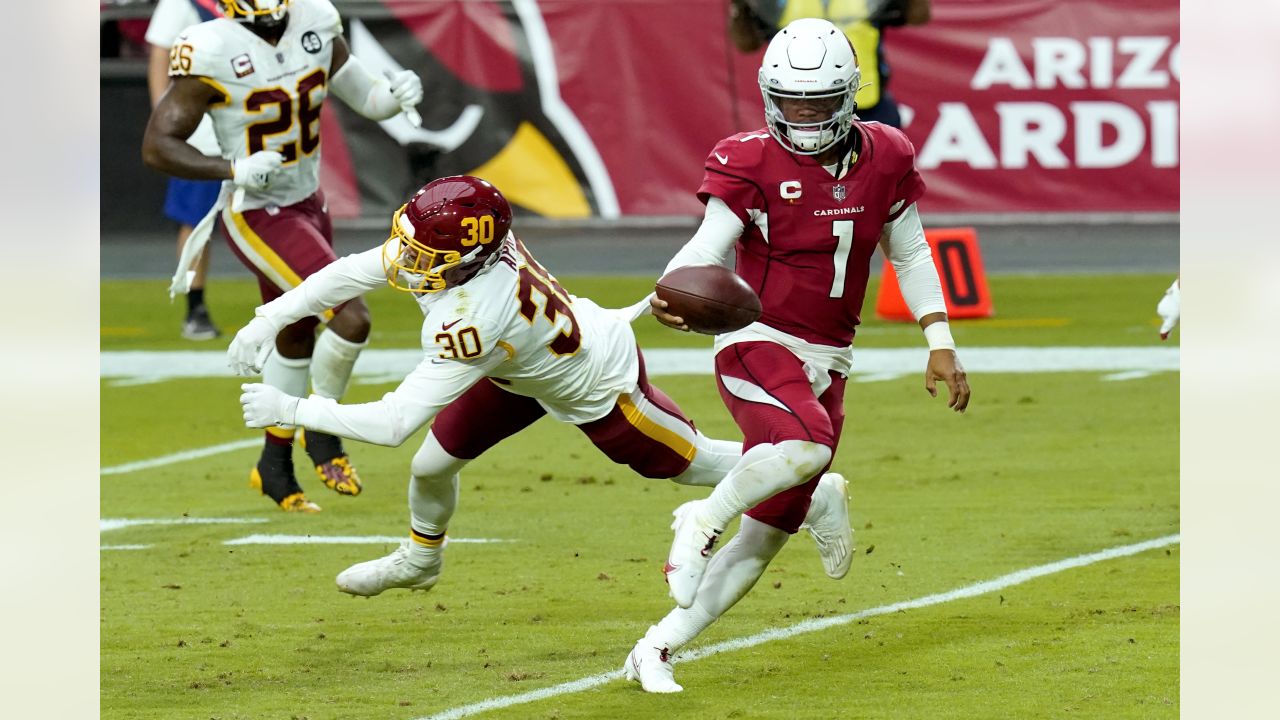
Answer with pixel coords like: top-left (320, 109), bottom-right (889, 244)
top-left (923, 321), bottom-right (956, 351)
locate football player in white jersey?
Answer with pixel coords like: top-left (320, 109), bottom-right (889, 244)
top-left (230, 176), bottom-right (851, 599)
top-left (142, 0), bottom-right (424, 513)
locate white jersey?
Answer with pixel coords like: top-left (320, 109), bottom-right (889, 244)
top-left (257, 235), bottom-right (641, 445)
top-left (146, 0), bottom-right (221, 156)
top-left (169, 0), bottom-right (341, 210)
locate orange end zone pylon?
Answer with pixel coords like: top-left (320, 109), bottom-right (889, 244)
top-left (875, 227), bottom-right (995, 322)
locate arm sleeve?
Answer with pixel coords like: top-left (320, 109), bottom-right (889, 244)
top-left (255, 246), bottom-right (388, 330)
top-left (883, 204), bottom-right (946, 320)
top-left (329, 53), bottom-right (402, 121)
top-left (293, 354), bottom-right (496, 447)
top-left (663, 196), bottom-right (744, 274)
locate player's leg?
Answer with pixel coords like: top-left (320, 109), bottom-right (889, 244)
top-left (626, 515), bottom-right (788, 693)
top-left (247, 310), bottom-right (321, 511)
top-left (221, 199), bottom-right (334, 509)
top-left (336, 379), bottom-right (547, 596)
top-left (287, 193), bottom-right (372, 495)
top-left (166, 178), bottom-right (222, 340)
top-left (664, 342), bottom-right (835, 606)
top-left (577, 349), bottom-right (741, 487)
top-left (223, 192), bottom-right (369, 495)
top-left (743, 369), bottom-right (851, 578)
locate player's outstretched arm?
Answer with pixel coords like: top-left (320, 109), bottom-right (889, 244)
top-left (228, 248), bottom-right (389, 376)
top-left (239, 351), bottom-right (493, 446)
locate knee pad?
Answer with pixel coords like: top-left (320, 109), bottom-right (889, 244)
top-left (775, 440), bottom-right (832, 483)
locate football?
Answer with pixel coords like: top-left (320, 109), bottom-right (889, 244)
top-left (655, 264), bottom-right (762, 335)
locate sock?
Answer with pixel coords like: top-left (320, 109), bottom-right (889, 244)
top-left (254, 440), bottom-right (298, 502)
top-left (186, 288), bottom-right (205, 314)
top-left (407, 471), bottom-right (459, 567)
top-left (408, 472), bottom-right (459, 536)
top-left (263, 352), bottom-right (310, 445)
top-left (672, 433), bottom-right (741, 487)
top-left (310, 329), bottom-right (366, 400)
top-left (408, 526), bottom-right (445, 569)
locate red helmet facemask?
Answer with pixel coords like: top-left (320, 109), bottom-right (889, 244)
top-left (382, 176), bottom-right (513, 294)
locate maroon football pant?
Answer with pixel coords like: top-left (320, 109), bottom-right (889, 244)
top-left (432, 349), bottom-right (699, 480)
top-left (219, 190), bottom-right (350, 330)
top-left (715, 341), bottom-right (847, 533)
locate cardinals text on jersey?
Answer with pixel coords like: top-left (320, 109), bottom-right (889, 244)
top-left (698, 121), bottom-right (926, 347)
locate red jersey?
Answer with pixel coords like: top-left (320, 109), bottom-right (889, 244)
top-left (697, 122), bottom-right (926, 347)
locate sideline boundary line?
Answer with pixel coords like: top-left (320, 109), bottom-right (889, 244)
top-left (413, 533), bottom-right (1180, 720)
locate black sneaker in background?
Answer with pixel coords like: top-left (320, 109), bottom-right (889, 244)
top-left (182, 305), bottom-right (222, 341)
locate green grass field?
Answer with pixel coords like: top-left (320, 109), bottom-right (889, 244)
top-left (101, 274), bottom-right (1178, 719)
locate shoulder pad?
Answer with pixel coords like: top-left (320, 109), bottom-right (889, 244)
top-left (860, 121), bottom-right (918, 162)
top-left (706, 130), bottom-right (773, 176)
top-left (292, 0), bottom-right (343, 36)
top-left (171, 20), bottom-right (231, 79)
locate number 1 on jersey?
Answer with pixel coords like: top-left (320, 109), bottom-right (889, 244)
top-left (830, 220), bottom-right (853, 298)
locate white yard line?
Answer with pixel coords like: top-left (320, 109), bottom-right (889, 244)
top-left (100, 347), bottom-right (1179, 384)
top-left (413, 534), bottom-right (1180, 720)
top-left (101, 439), bottom-right (261, 476)
top-left (222, 534), bottom-right (511, 545)
top-left (100, 346), bottom-right (1178, 477)
top-left (100, 517), bottom-right (268, 532)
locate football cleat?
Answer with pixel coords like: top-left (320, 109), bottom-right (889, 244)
top-left (181, 305), bottom-right (222, 341)
top-left (250, 466), bottom-right (320, 513)
top-left (664, 500), bottom-right (723, 608)
top-left (800, 473), bottom-right (853, 579)
top-left (624, 637), bottom-right (683, 694)
top-left (315, 455), bottom-right (362, 496)
top-left (336, 541), bottom-right (442, 597)
top-left (300, 430), bottom-right (363, 496)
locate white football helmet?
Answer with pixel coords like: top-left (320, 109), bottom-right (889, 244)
top-left (219, 0), bottom-right (290, 26)
top-left (758, 18), bottom-right (861, 155)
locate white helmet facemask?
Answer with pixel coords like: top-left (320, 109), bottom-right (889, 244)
top-left (224, 0), bottom-right (289, 26)
top-left (758, 18), bottom-right (861, 156)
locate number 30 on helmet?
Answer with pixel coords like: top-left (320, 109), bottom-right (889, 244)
top-left (383, 176), bottom-right (514, 294)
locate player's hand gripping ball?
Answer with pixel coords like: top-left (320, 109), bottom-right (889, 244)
top-left (655, 265), bottom-right (762, 335)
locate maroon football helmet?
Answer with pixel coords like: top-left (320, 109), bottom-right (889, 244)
top-left (383, 176), bottom-right (513, 293)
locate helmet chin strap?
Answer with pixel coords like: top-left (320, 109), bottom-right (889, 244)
top-left (832, 123), bottom-right (862, 179)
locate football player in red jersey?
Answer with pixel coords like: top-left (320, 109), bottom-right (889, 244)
top-left (625, 18), bottom-right (970, 693)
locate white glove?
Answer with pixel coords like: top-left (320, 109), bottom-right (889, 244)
top-left (231, 150), bottom-right (284, 191)
top-left (227, 316), bottom-right (279, 376)
top-left (387, 69), bottom-right (423, 107)
top-left (1156, 278), bottom-right (1179, 340)
top-left (240, 383), bottom-right (301, 429)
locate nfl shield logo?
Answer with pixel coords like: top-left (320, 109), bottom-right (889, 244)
top-left (832, 185), bottom-right (848, 202)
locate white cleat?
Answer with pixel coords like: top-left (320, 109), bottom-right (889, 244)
top-left (801, 473), bottom-right (853, 579)
top-left (664, 500), bottom-right (723, 608)
top-left (624, 638), bottom-right (683, 693)
top-left (336, 541), bottom-right (442, 597)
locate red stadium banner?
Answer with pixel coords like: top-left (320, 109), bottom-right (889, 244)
top-left (320, 0), bottom-right (1177, 219)
top-left (886, 0), bottom-right (1179, 213)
